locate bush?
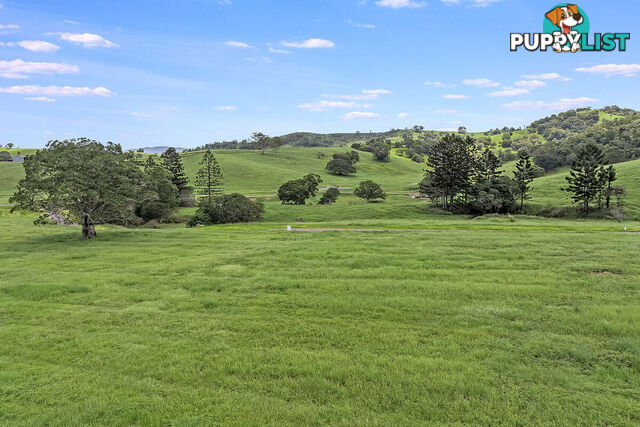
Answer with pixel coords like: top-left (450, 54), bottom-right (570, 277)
top-left (350, 150), bottom-right (360, 163)
top-left (139, 201), bottom-right (174, 222)
top-left (319, 188), bottom-right (340, 205)
top-left (187, 194), bottom-right (263, 226)
top-left (316, 152), bottom-right (327, 159)
top-left (333, 152), bottom-right (353, 162)
top-left (0, 151), bottom-right (11, 162)
top-left (326, 159), bottom-right (356, 176)
top-left (354, 180), bottom-right (386, 202)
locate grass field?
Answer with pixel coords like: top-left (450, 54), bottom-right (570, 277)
top-left (1, 212), bottom-right (639, 424)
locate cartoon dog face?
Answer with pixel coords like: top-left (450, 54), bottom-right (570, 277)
top-left (546, 4), bottom-right (584, 34)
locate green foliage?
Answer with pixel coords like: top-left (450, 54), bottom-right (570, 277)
top-left (187, 193), bottom-right (263, 226)
top-left (425, 134), bottom-right (478, 210)
top-left (139, 201), bottom-right (174, 222)
top-left (565, 144), bottom-right (606, 214)
top-left (325, 158), bottom-right (356, 176)
top-left (0, 151), bottom-right (11, 162)
top-left (354, 180), bottom-right (386, 202)
top-left (10, 138), bottom-right (153, 238)
top-left (370, 138), bottom-right (391, 161)
top-left (477, 149), bottom-right (502, 182)
top-left (250, 132), bottom-right (282, 154)
top-left (467, 176), bottom-right (517, 215)
top-left (318, 187), bottom-right (340, 205)
top-left (278, 173), bottom-right (323, 205)
top-left (195, 149), bottom-right (223, 197)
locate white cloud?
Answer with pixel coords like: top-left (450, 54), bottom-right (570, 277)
top-left (131, 112), bottom-right (153, 118)
top-left (218, 0), bottom-right (232, 5)
top-left (225, 40), bottom-right (251, 48)
top-left (64, 20), bottom-right (80, 25)
top-left (0, 24), bottom-right (20, 31)
top-left (342, 111), bottom-right (381, 120)
top-left (501, 97), bottom-right (598, 111)
top-left (463, 78), bottom-right (499, 88)
top-left (322, 88), bottom-right (391, 100)
top-left (435, 108), bottom-right (458, 113)
top-left (425, 81), bottom-right (457, 88)
top-left (26, 96), bottom-right (56, 102)
top-left (522, 72), bottom-right (571, 82)
top-left (299, 100), bottom-right (358, 112)
top-left (575, 64), bottom-right (640, 77)
top-left (347, 19), bottom-right (375, 29)
top-left (0, 85), bottom-right (114, 97)
top-left (1, 40), bottom-right (60, 53)
top-left (397, 112), bottom-right (410, 118)
top-left (487, 87), bottom-right (529, 97)
top-left (268, 47), bottom-right (292, 54)
top-left (281, 38), bottom-right (335, 48)
top-left (0, 59), bottom-right (79, 78)
top-left (216, 105), bottom-right (237, 111)
top-left (53, 32), bottom-right (118, 48)
top-left (244, 56), bottom-right (272, 63)
top-left (443, 94), bottom-right (469, 100)
top-left (514, 80), bottom-right (546, 89)
top-left (375, 0), bottom-right (425, 8)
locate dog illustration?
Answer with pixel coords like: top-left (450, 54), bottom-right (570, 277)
top-left (545, 4), bottom-right (584, 52)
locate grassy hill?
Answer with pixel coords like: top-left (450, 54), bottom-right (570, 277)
top-left (181, 146), bottom-right (425, 195)
top-left (530, 159), bottom-right (640, 219)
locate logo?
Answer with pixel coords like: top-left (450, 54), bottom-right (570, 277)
top-left (510, 4), bottom-right (630, 53)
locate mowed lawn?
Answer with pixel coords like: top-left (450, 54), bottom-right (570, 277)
top-left (1, 214), bottom-right (639, 424)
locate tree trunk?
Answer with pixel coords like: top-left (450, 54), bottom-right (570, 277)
top-left (82, 214), bottom-right (97, 239)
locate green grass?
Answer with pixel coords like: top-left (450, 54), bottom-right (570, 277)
top-left (181, 146), bottom-right (425, 194)
top-left (1, 212), bottom-right (639, 424)
top-left (0, 162), bottom-right (24, 204)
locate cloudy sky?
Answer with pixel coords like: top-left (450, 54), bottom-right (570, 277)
top-left (0, 0), bottom-right (638, 149)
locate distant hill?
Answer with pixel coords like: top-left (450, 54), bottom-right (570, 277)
top-left (142, 146), bottom-right (185, 154)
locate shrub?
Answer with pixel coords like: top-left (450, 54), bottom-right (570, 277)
top-left (187, 194), bottom-right (263, 226)
top-left (333, 152), bottom-right (353, 162)
top-left (0, 151), bottom-right (11, 161)
top-left (354, 180), bottom-right (386, 202)
top-left (326, 159), bottom-right (356, 176)
top-left (316, 152), bottom-right (327, 159)
top-left (139, 201), bottom-right (174, 222)
top-left (319, 188), bottom-right (340, 205)
top-left (350, 150), bottom-right (360, 163)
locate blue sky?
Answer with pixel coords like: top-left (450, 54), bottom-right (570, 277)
top-left (0, 0), bottom-right (638, 149)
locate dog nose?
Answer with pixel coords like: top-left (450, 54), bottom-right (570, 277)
top-left (574, 13), bottom-right (583, 22)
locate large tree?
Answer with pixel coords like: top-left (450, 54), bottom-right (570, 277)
top-left (564, 144), bottom-right (605, 214)
top-left (425, 134), bottom-right (478, 210)
top-left (477, 149), bottom-right (502, 182)
top-left (513, 150), bottom-right (535, 213)
top-left (195, 149), bottom-right (223, 197)
top-left (250, 132), bottom-right (281, 155)
top-left (10, 138), bottom-right (153, 238)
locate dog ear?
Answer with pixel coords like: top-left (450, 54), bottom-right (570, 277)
top-left (545, 7), bottom-right (562, 26)
top-left (567, 4), bottom-right (580, 16)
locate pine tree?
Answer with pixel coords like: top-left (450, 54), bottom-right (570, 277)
top-left (564, 144), bottom-right (605, 215)
top-left (195, 149), bottom-right (223, 197)
top-left (513, 150), bottom-right (535, 213)
top-left (426, 134), bottom-right (477, 210)
top-left (477, 149), bottom-right (502, 182)
top-left (601, 165), bottom-right (617, 210)
top-left (161, 147), bottom-right (190, 192)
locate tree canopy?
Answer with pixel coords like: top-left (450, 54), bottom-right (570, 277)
top-left (11, 138), bottom-right (156, 238)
